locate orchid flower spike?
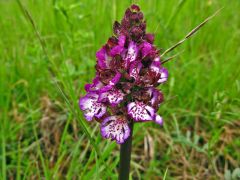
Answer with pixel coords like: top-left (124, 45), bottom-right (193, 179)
top-left (79, 4), bottom-right (168, 144)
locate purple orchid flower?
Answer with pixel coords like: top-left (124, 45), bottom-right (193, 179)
top-left (79, 4), bottom-right (168, 144)
top-left (101, 116), bottom-right (130, 144)
top-left (79, 92), bottom-right (107, 121)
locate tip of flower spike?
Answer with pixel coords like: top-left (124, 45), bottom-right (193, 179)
top-left (145, 33), bottom-right (155, 44)
top-left (118, 4), bottom-right (146, 41)
top-left (131, 4), bottom-right (140, 12)
top-left (79, 3), bottom-right (169, 144)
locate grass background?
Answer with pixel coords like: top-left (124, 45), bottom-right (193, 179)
top-left (0, 0), bottom-right (240, 179)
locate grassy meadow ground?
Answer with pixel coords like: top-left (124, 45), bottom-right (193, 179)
top-left (0, 0), bottom-right (240, 179)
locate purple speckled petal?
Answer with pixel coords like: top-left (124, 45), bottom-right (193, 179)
top-left (150, 59), bottom-right (168, 84)
top-left (129, 62), bottom-right (142, 81)
top-left (150, 60), bottom-right (161, 74)
top-left (148, 87), bottom-right (163, 106)
top-left (127, 101), bottom-right (155, 122)
top-left (155, 115), bottom-right (163, 125)
top-left (125, 41), bottom-right (138, 65)
top-left (109, 72), bottom-right (121, 86)
top-left (98, 88), bottom-right (125, 106)
top-left (96, 47), bottom-right (112, 69)
top-left (157, 68), bottom-right (168, 83)
top-left (141, 41), bottom-right (152, 57)
top-left (79, 93), bottom-right (106, 121)
top-left (100, 116), bottom-right (130, 144)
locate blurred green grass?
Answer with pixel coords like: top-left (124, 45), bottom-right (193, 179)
top-left (0, 0), bottom-right (240, 179)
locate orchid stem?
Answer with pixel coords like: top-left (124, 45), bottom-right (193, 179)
top-left (119, 121), bottom-right (134, 180)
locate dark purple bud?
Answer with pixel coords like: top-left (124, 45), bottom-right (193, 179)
top-left (113, 21), bottom-right (121, 35)
top-left (107, 36), bottom-right (118, 48)
top-left (139, 21), bottom-right (146, 31)
top-left (131, 4), bottom-right (140, 12)
top-left (130, 26), bottom-right (143, 40)
top-left (125, 8), bottom-right (132, 18)
top-left (130, 13), bottom-right (139, 22)
top-left (142, 57), bottom-right (152, 67)
top-left (145, 33), bottom-right (155, 44)
top-left (138, 12), bottom-right (144, 20)
top-left (121, 18), bottom-right (131, 30)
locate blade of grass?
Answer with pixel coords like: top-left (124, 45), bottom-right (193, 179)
top-left (16, 0), bottom-right (49, 61)
top-left (163, 167), bottom-right (169, 180)
top-left (15, 0), bottom-right (98, 154)
top-left (0, 70), bottom-right (11, 180)
top-left (25, 89), bottom-right (51, 179)
top-left (15, 1), bottom-right (113, 177)
top-left (161, 8), bottom-right (223, 57)
top-left (17, 142), bottom-right (22, 180)
top-left (165, 0), bottom-right (186, 28)
top-left (1, 125), bottom-right (6, 180)
top-left (161, 50), bottom-right (184, 64)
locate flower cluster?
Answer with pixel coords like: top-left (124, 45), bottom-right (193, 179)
top-left (79, 4), bottom-right (168, 144)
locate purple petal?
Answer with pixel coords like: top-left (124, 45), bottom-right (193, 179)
top-left (127, 101), bottom-right (155, 122)
top-left (110, 35), bottom-right (126, 56)
top-left (150, 60), bottom-right (168, 84)
top-left (145, 33), bottom-right (155, 44)
top-left (85, 76), bottom-right (104, 92)
top-left (148, 88), bottom-right (163, 107)
top-left (79, 93), bottom-right (106, 121)
top-left (155, 115), bottom-right (163, 125)
top-left (129, 62), bottom-right (142, 81)
top-left (110, 45), bottom-right (124, 56)
top-left (85, 72), bottom-right (121, 94)
top-left (118, 35), bottom-right (126, 46)
top-left (157, 68), bottom-right (168, 83)
top-left (141, 41), bottom-right (152, 57)
top-left (125, 41), bottom-right (138, 64)
top-left (150, 60), bottom-right (161, 73)
top-left (98, 88), bottom-right (125, 106)
top-left (96, 47), bottom-right (111, 69)
top-left (96, 47), bottom-right (107, 68)
top-left (100, 116), bottom-right (130, 144)
top-left (109, 72), bottom-right (121, 86)
top-left (98, 84), bottom-right (113, 93)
